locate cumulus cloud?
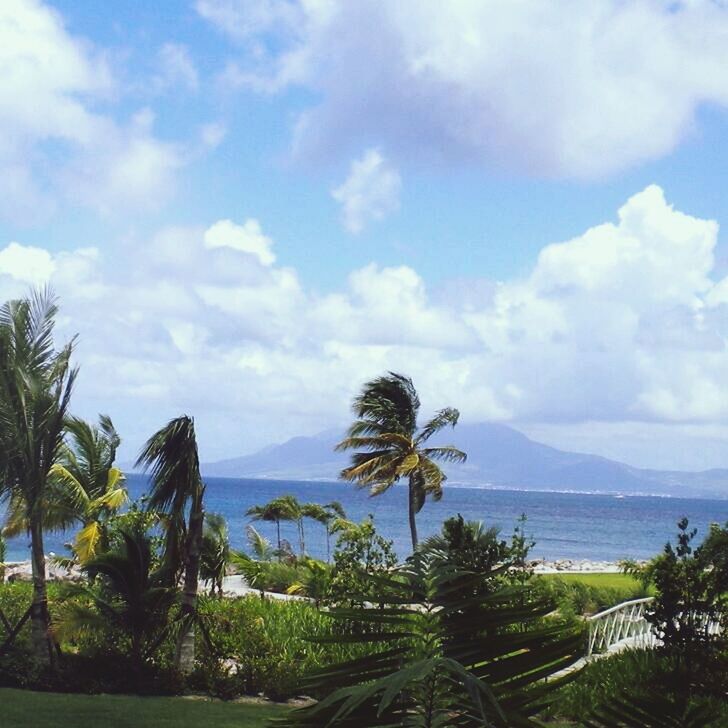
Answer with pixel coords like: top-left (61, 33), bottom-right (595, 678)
top-left (199, 0), bottom-right (728, 178)
top-left (204, 218), bottom-right (276, 265)
top-left (331, 149), bottom-right (401, 233)
top-left (0, 242), bottom-right (55, 285)
top-left (0, 0), bottom-right (190, 221)
top-left (2, 186), bottom-right (728, 464)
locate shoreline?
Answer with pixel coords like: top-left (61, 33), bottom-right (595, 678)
top-left (2, 557), bottom-right (631, 580)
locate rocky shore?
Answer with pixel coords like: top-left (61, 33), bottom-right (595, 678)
top-left (531, 558), bottom-right (630, 573)
top-left (2, 558), bottom-right (82, 583)
top-left (2, 556), bottom-right (633, 583)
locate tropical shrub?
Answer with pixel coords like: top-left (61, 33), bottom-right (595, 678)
top-left (327, 515), bottom-right (397, 605)
top-left (194, 594), bottom-right (371, 700)
top-left (546, 649), bottom-right (728, 727)
top-left (277, 549), bottom-right (583, 726)
top-left (54, 530), bottom-right (177, 671)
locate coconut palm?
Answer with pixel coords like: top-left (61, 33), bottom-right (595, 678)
top-left (246, 495), bottom-right (301, 557)
top-left (135, 415), bottom-right (204, 674)
top-left (3, 415), bottom-right (127, 563)
top-left (0, 290), bottom-right (77, 665)
top-left (336, 372), bottom-right (466, 550)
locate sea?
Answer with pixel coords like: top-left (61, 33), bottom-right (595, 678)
top-left (5, 474), bottom-right (728, 563)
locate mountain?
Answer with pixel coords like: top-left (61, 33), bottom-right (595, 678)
top-left (201, 423), bottom-right (728, 499)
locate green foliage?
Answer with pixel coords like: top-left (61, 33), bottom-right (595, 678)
top-left (0, 290), bottom-right (77, 663)
top-left (194, 594), bottom-right (370, 700)
top-left (55, 530), bottom-right (177, 669)
top-left (286, 558), bottom-right (332, 604)
top-left (625, 518), bottom-right (728, 680)
top-left (200, 513), bottom-right (230, 597)
top-left (0, 532), bottom-right (5, 582)
top-left (277, 550), bottom-right (583, 727)
top-left (534, 575), bottom-right (649, 618)
top-left (547, 649), bottom-right (728, 727)
top-left (45, 414), bottom-right (127, 563)
top-left (328, 515), bottom-right (397, 605)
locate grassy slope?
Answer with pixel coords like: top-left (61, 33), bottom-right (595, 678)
top-left (538, 572), bottom-right (644, 590)
top-left (0, 689), bottom-right (288, 728)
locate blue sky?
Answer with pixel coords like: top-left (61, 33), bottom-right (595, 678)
top-left (2, 0), bottom-right (728, 473)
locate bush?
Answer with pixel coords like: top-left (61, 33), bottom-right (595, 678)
top-left (328, 516), bottom-right (397, 605)
top-left (195, 594), bottom-right (370, 700)
top-left (545, 649), bottom-right (728, 725)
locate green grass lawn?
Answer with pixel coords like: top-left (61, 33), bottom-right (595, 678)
top-left (0, 689), bottom-right (289, 727)
top-left (538, 572), bottom-right (646, 590)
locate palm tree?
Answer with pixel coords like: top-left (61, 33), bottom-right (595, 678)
top-left (135, 415), bottom-right (204, 674)
top-left (246, 495), bottom-right (301, 557)
top-left (55, 529), bottom-right (175, 672)
top-left (200, 513), bottom-right (230, 597)
top-left (336, 372), bottom-right (466, 550)
top-left (0, 290), bottom-right (77, 665)
top-left (4, 415), bottom-right (127, 563)
top-left (301, 501), bottom-right (347, 561)
top-left (245, 524), bottom-right (274, 561)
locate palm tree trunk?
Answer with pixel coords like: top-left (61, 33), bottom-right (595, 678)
top-left (175, 490), bottom-right (203, 674)
top-left (407, 477), bottom-right (419, 551)
top-left (299, 519), bottom-right (305, 556)
top-left (29, 514), bottom-right (54, 666)
top-left (276, 519), bottom-right (281, 557)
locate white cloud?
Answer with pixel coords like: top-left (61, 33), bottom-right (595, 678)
top-left (200, 0), bottom-right (728, 178)
top-left (331, 149), bottom-right (401, 233)
top-left (0, 241), bottom-right (56, 285)
top-left (0, 0), bottom-right (190, 221)
top-left (2, 187), bottom-right (728, 466)
top-left (155, 43), bottom-right (199, 92)
top-left (204, 219), bottom-right (276, 265)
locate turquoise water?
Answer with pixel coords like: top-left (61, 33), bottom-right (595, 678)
top-left (5, 474), bottom-right (728, 562)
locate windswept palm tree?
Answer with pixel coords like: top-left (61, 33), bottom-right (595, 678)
top-left (4, 415), bottom-right (127, 563)
top-left (135, 415), bottom-right (204, 674)
top-left (337, 372), bottom-right (466, 550)
top-left (0, 290), bottom-right (77, 665)
top-left (246, 495), bottom-right (301, 557)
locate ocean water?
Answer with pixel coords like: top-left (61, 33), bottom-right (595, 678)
top-left (5, 474), bottom-right (728, 563)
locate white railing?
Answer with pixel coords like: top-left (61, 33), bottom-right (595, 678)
top-left (586, 597), bottom-right (656, 656)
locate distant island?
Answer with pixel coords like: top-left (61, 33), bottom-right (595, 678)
top-left (200, 422), bottom-right (728, 499)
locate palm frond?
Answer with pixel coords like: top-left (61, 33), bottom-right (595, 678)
top-left (135, 415), bottom-right (201, 515)
top-left (416, 407), bottom-right (461, 444)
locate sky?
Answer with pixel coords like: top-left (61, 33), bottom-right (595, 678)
top-left (2, 0), bottom-right (728, 472)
